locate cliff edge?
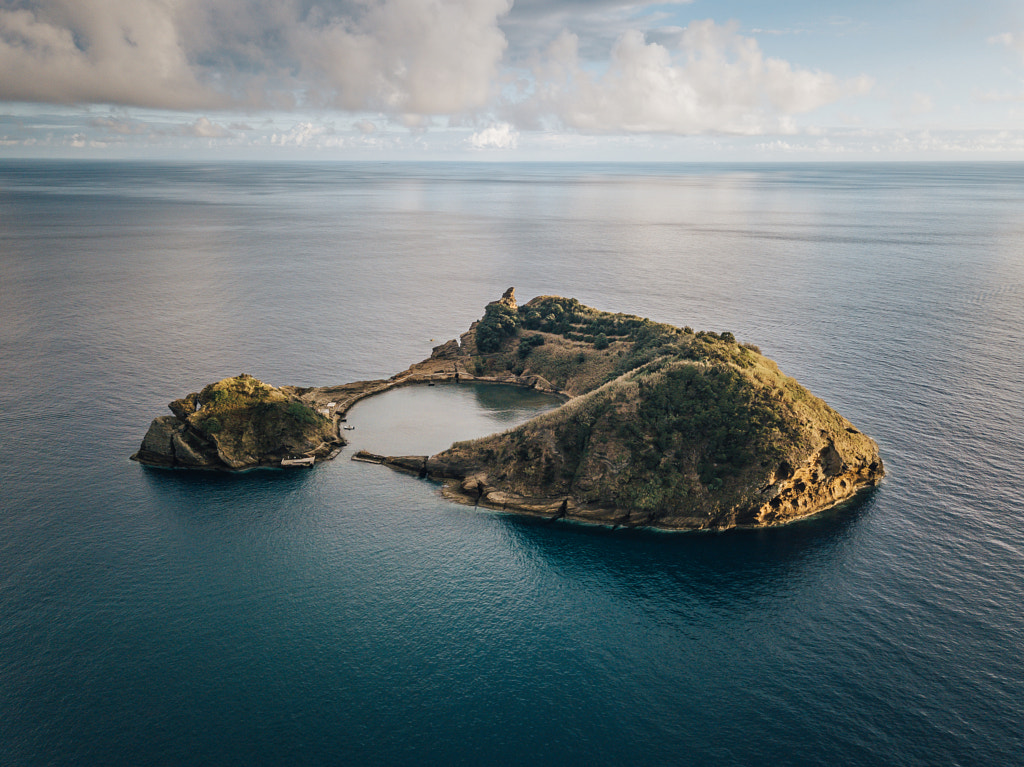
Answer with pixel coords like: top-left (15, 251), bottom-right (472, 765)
top-left (133, 289), bottom-right (883, 530)
top-left (131, 374), bottom-right (342, 470)
top-left (368, 289), bottom-right (885, 530)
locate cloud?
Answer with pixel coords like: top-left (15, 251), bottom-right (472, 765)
top-left (0, 0), bottom-right (513, 116)
top-left (749, 128), bottom-right (1024, 156)
top-left (269, 121), bottom-right (344, 148)
top-left (290, 0), bottom-right (513, 114)
top-left (468, 121), bottom-right (518, 148)
top-left (518, 21), bottom-right (871, 135)
top-left (501, 0), bottom-right (690, 61)
top-left (0, 1), bottom-right (222, 109)
top-left (270, 121), bottom-right (324, 146)
top-left (974, 88), bottom-right (1024, 103)
top-left (988, 31), bottom-right (1024, 62)
top-left (90, 116), bottom-right (148, 135)
top-left (0, 3), bottom-right (868, 139)
top-left (175, 116), bottom-right (231, 138)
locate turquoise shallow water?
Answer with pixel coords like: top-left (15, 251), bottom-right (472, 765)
top-left (1, 161), bottom-right (1022, 766)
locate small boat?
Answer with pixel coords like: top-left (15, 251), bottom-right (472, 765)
top-left (343, 425), bottom-right (356, 431)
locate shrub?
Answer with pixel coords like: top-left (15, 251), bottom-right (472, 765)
top-left (202, 417), bottom-right (222, 434)
top-left (594, 333), bottom-right (609, 350)
top-left (518, 334), bottom-right (545, 359)
top-left (476, 302), bottom-right (520, 353)
top-left (286, 401), bottom-right (319, 425)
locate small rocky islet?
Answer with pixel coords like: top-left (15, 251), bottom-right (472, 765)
top-left (133, 288), bottom-right (884, 530)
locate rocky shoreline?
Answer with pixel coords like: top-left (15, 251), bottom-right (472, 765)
top-left (131, 346), bottom-right (565, 472)
top-left (133, 288), bottom-right (884, 531)
top-left (351, 447), bottom-right (881, 532)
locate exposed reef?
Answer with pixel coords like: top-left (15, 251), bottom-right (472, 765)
top-left (133, 288), bottom-right (884, 530)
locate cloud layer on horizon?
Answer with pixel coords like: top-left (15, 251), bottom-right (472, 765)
top-left (0, 0), bottom-right (868, 136)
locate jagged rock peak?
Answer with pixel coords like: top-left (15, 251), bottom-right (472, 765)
top-left (430, 339), bottom-right (461, 360)
top-left (495, 287), bottom-right (516, 311)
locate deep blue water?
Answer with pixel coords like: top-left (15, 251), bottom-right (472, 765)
top-left (1, 161), bottom-right (1022, 766)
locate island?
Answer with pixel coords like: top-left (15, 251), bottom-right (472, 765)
top-left (133, 288), bottom-right (884, 530)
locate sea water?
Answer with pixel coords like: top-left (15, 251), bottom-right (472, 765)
top-left (1, 161), bottom-right (1022, 766)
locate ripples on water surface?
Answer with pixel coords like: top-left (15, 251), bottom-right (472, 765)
top-left (1, 162), bottom-right (1022, 766)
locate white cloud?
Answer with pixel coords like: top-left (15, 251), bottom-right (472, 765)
top-left (270, 122), bottom-right (324, 146)
top-left (63, 131), bottom-right (106, 148)
top-left (290, 0), bottom-right (513, 114)
top-left (0, 0), bottom-right (513, 117)
top-left (751, 128), bottom-right (1024, 156)
top-left (90, 116), bottom-right (148, 135)
top-left (988, 31), bottom-right (1024, 62)
top-left (909, 93), bottom-right (934, 115)
top-left (519, 20), bottom-right (871, 135)
top-left (0, 1), bottom-right (221, 109)
top-left (974, 87), bottom-right (1024, 103)
top-left (468, 122), bottom-right (518, 148)
top-left (175, 116), bottom-right (231, 138)
top-left (268, 121), bottom-right (344, 148)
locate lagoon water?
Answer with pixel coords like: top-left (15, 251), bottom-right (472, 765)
top-left (1, 161), bottom-right (1022, 766)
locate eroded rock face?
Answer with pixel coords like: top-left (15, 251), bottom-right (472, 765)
top-left (135, 415), bottom-right (182, 467)
top-left (430, 339), bottom-right (461, 360)
top-left (134, 289), bottom-right (885, 531)
top-left (426, 405), bottom-right (884, 532)
top-left (168, 394), bottom-right (199, 421)
top-left (496, 286), bottom-right (517, 311)
top-left (385, 290), bottom-right (885, 531)
top-left (132, 374), bottom-right (341, 470)
top-left (743, 442), bottom-right (882, 528)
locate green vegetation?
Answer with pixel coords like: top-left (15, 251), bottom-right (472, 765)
top-left (475, 301), bottom-right (520, 353)
top-left (286, 401), bottom-right (320, 425)
top-left (518, 333), bottom-right (546, 358)
top-left (633, 363), bottom-right (790, 486)
top-left (181, 374), bottom-right (337, 467)
top-left (429, 292), bottom-right (882, 527)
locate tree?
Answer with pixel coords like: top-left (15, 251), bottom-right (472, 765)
top-left (476, 302), bottom-right (520, 353)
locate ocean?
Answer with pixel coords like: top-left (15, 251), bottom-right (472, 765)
top-left (1, 161), bottom-right (1022, 766)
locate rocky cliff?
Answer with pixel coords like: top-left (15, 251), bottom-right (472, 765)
top-left (133, 289), bottom-right (884, 530)
top-left (366, 289), bottom-right (885, 530)
top-left (132, 374), bottom-right (342, 470)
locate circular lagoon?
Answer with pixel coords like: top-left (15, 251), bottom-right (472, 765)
top-left (342, 382), bottom-right (563, 457)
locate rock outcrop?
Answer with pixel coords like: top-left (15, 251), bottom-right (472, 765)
top-left (132, 374), bottom-right (342, 470)
top-left (495, 286), bottom-right (517, 311)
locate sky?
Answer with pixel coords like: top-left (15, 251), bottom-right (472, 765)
top-left (1, 0), bottom-right (1023, 160)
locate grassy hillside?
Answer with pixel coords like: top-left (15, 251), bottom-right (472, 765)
top-left (429, 294), bottom-right (883, 529)
top-left (145, 374), bottom-right (339, 469)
